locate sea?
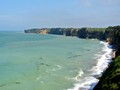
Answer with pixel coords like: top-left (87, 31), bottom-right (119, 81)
top-left (0, 31), bottom-right (112, 90)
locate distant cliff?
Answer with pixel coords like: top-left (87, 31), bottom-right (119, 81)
top-left (24, 28), bottom-right (49, 34)
top-left (24, 27), bottom-right (106, 40)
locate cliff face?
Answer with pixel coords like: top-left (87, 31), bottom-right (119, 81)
top-left (77, 28), bottom-right (106, 40)
top-left (93, 26), bottom-right (120, 90)
top-left (106, 26), bottom-right (120, 45)
top-left (24, 28), bottom-right (106, 40)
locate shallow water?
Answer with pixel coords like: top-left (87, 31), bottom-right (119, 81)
top-left (0, 31), bottom-right (103, 90)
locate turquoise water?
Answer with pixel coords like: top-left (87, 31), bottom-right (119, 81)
top-left (0, 31), bottom-right (103, 90)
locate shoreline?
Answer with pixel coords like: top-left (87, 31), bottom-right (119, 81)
top-left (67, 41), bottom-right (113, 90)
top-left (24, 26), bottom-right (120, 90)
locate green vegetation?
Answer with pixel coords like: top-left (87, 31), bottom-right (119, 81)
top-left (93, 56), bottom-right (120, 90)
top-left (86, 27), bottom-right (106, 32)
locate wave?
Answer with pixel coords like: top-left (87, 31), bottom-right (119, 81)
top-left (67, 41), bottom-right (112, 90)
top-left (72, 69), bottom-right (84, 81)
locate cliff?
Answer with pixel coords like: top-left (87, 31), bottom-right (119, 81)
top-left (77, 28), bottom-right (106, 40)
top-left (93, 26), bottom-right (120, 90)
top-left (24, 27), bottom-right (106, 40)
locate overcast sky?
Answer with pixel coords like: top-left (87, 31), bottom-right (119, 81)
top-left (0, 0), bottom-right (120, 31)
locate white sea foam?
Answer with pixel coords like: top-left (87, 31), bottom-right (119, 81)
top-left (36, 76), bottom-right (41, 80)
top-left (67, 41), bottom-right (112, 90)
top-left (72, 69), bottom-right (84, 81)
top-left (56, 65), bottom-right (63, 69)
top-left (66, 69), bottom-right (84, 81)
top-left (91, 41), bottom-right (112, 75)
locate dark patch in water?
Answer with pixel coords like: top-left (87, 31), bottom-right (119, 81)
top-left (15, 82), bottom-right (21, 84)
top-left (39, 57), bottom-right (43, 59)
top-left (46, 64), bottom-right (50, 66)
top-left (0, 82), bottom-right (21, 88)
top-left (68, 55), bottom-right (82, 59)
top-left (40, 63), bottom-right (44, 65)
top-left (39, 63), bottom-right (50, 67)
top-left (87, 49), bottom-right (90, 51)
top-left (36, 62), bottom-right (51, 70)
top-left (0, 84), bottom-right (6, 87)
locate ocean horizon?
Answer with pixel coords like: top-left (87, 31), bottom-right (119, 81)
top-left (0, 31), bottom-right (112, 90)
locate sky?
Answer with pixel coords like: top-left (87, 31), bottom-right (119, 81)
top-left (0, 0), bottom-right (120, 31)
